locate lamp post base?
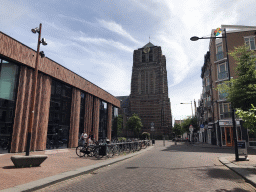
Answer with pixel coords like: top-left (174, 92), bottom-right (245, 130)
top-left (11, 155), bottom-right (48, 168)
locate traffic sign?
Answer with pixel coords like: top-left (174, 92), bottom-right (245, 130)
top-left (151, 122), bottom-right (154, 131)
top-left (189, 125), bottom-right (194, 132)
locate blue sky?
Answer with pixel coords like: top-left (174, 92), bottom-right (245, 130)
top-left (1, 0), bottom-right (256, 124)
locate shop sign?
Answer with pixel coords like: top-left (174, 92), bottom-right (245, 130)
top-left (219, 120), bottom-right (241, 126)
top-left (208, 125), bottom-right (213, 129)
top-left (237, 140), bottom-right (247, 157)
top-left (219, 121), bottom-right (232, 126)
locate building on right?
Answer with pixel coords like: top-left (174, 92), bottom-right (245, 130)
top-left (197, 25), bottom-right (256, 147)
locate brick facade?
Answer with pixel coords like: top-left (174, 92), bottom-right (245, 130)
top-left (0, 31), bottom-right (120, 152)
top-left (197, 27), bottom-right (256, 146)
top-left (129, 43), bottom-right (172, 137)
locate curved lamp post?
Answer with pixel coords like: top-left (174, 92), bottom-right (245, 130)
top-left (26, 23), bottom-right (47, 156)
top-left (180, 101), bottom-right (193, 117)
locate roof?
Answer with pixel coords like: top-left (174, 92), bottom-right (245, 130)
top-left (142, 42), bottom-right (155, 48)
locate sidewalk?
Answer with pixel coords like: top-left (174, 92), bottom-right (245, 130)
top-left (179, 142), bottom-right (256, 187)
top-left (0, 146), bottom-right (154, 192)
top-left (193, 142), bottom-right (256, 188)
top-left (219, 154), bottom-right (256, 188)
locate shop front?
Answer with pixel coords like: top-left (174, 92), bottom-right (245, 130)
top-left (218, 120), bottom-right (245, 147)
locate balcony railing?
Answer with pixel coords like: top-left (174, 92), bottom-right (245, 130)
top-left (218, 71), bottom-right (229, 80)
top-left (205, 101), bottom-right (212, 107)
top-left (219, 92), bottom-right (227, 100)
top-left (204, 70), bottom-right (209, 77)
top-left (216, 52), bottom-right (224, 61)
top-left (220, 112), bottom-right (232, 119)
top-left (205, 85), bottom-right (211, 92)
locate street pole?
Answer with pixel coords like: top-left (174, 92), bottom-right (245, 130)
top-left (223, 28), bottom-right (239, 161)
top-left (26, 23), bottom-right (42, 156)
top-left (191, 101), bottom-right (193, 117)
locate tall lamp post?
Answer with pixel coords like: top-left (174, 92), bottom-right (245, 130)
top-left (26, 23), bottom-right (47, 156)
top-left (180, 101), bottom-right (194, 142)
top-left (190, 28), bottom-right (240, 160)
top-left (180, 101), bottom-right (193, 117)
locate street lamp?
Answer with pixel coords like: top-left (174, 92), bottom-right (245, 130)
top-left (190, 27), bottom-right (240, 160)
top-left (180, 101), bottom-right (194, 142)
top-left (26, 23), bottom-right (47, 156)
top-left (180, 101), bottom-right (193, 117)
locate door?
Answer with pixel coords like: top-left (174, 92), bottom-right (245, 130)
top-left (225, 127), bottom-right (233, 146)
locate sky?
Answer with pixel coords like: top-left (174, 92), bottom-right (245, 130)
top-left (1, 0), bottom-right (256, 125)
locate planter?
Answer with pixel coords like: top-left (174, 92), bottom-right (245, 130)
top-left (11, 155), bottom-right (48, 168)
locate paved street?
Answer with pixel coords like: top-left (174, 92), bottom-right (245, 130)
top-left (36, 141), bottom-right (256, 192)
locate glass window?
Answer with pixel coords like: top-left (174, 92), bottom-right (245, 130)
top-left (0, 59), bottom-right (19, 152)
top-left (79, 92), bottom-right (86, 135)
top-left (0, 63), bottom-right (19, 101)
top-left (218, 62), bottom-right (229, 80)
top-left (216, 44), bottom-right (223, 53)
top-left (47, 80), bottom-right (72, 149)
top-left (142, 55), bottom-right (146, 62)
top-left (99, 100), bottom-right (108, 140)
top-left (245, 37), bottom-right (256, 50)
top-left (216, 43), bottom-right (224, 61)
top-left (219, 102), bottom-right (231, 119)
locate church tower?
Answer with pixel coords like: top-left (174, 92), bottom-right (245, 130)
top-left (129, 42), bottom-right (172, 137)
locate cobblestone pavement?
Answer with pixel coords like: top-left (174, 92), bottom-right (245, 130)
top-left (36, 141), bottom-right (256, 192)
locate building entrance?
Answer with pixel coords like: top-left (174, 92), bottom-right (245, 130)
top-left (225, 127), bottom-right (233, 146)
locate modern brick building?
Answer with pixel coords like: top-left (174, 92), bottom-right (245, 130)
top-left (197, 25), bottom-right (256, 146)
top-left (120, 42), bottom-right (172, 138)
top-left (0, 31), bottom-right (120, 153)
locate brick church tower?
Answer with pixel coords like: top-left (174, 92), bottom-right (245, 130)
top-left (129, 42), bottom-right (172, 138)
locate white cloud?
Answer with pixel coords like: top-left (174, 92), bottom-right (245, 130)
top-left (0, 0), bottom-right (29, 29)
top-left (74, 36), bottom-right (134, 52)
top-left (97, 19), bottom-right (140, 44)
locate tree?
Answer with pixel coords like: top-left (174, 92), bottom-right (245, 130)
top-left (181, 116), bottom-right (199, 133)
top-left (217, 45), bottom-right (256, 111)
top-left (172, 123), bottom-right (183, 137)
top-left (112, 115), bottom-right (123, 137)
top-left (126, 113), bottom-right (143, 138)
top-left (236, 104), bottom-right (256, 132)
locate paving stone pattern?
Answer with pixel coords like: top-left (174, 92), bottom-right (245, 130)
top-left (36, 141), bottom-right (256, 192)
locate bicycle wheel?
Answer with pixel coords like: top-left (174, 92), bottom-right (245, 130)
top-left (87, 145), bottom-right (95, 157)
top-left (76, 146), bottom-right (85, 157)
top-left (94, 147), bottom-right (103, 159)
top-left (112, 145), bottom-right (120, 156)
top-left (106, 146), bottom-right (114, 158)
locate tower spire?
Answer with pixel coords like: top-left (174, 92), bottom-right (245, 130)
top-left (149, 36), bottom-right (150, 42)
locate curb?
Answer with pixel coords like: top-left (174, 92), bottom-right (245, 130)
top-left (219, 156), bottom-right (256, 188)
top-left (1, 146), bottom-right (154, 192)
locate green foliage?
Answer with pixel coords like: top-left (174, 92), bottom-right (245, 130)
top-left (172, 123), bottom-right (183, 136)
top-left (181, 116), bottom-right (199, 133)
top-left (217, 45), bottom-right (256, 111)
top-left (126, 113), bottom-right (143, 137)
top-left (118, 137), bottom-right (126, 142)
top-left (141, 132), bottom-right (150, 139)
top-left (236, 104), bottom-right (256, 133)
top-left (112, 115), bottom-right (123, 137)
